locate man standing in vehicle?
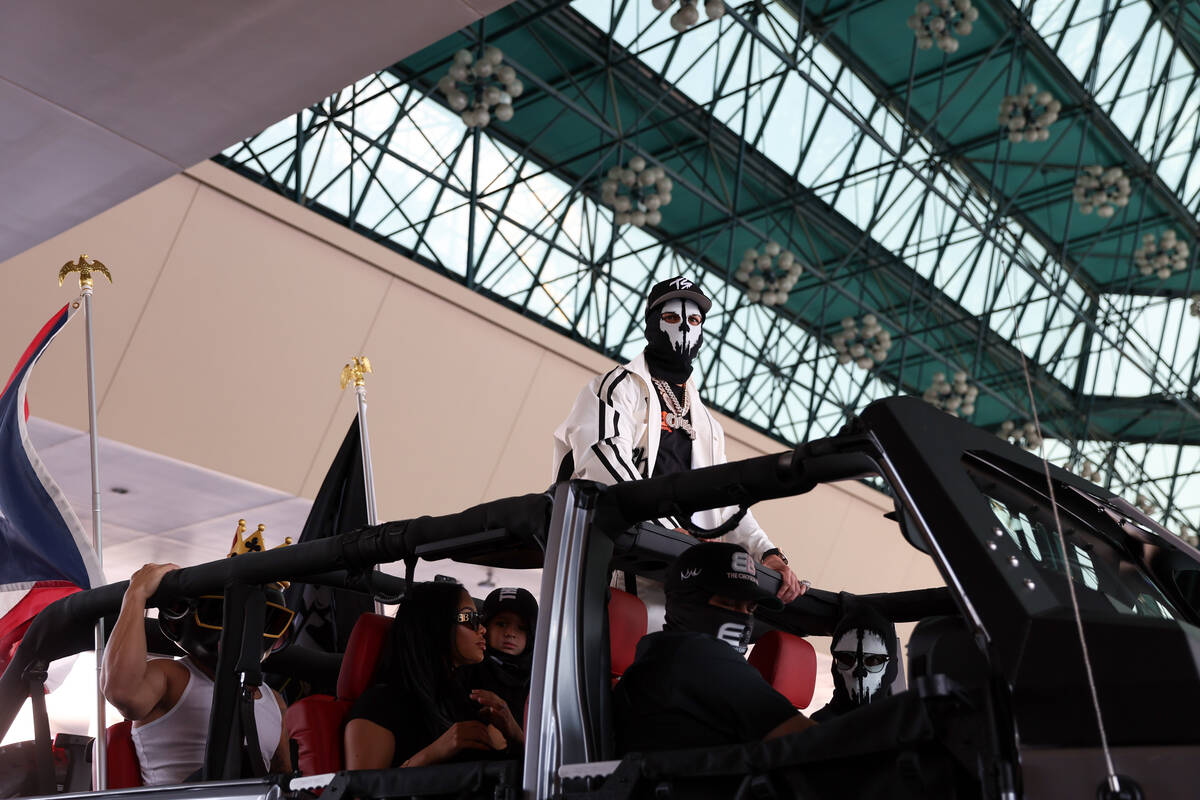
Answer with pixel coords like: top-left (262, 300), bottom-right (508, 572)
top-left (553, 276), bottom-right (803, 609)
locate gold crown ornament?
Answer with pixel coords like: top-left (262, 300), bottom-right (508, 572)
top-left (227, 519), bottom-right (293, 587)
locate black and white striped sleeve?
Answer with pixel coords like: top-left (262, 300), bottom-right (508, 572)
top-left (567, 367), bottom-right (644, 485)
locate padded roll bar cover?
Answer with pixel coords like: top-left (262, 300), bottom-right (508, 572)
top-left (336, 613), bottom-right (392, 700)
top-left (748, 630), bottom-right (818, 709)
top-left (602, 452), bottom-right (815, 528)
top-left (105, 720), bottom-right (142, 789)
top-left (608, 589), bottom-right (647, 680)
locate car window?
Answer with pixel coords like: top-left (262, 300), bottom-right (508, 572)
top-left (966, 455), bottom-right (1179, 620)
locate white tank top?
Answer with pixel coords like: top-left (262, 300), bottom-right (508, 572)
top-left (130, 657), bottom-right (282, 785)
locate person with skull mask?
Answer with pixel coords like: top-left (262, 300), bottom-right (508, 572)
top-left (810, 603), bottom-right (899, 722)
top-left (612, 543), bottom-right (815, 754)
top-left (552, 276), bottom-right (804, 616)
top-left (101, 539), bottom-right (294, 784)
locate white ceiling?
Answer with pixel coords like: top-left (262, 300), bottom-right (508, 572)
top-left (28, 416), bottom-right (541, 597)
top-left (0, 0), bottom-right (513, 263)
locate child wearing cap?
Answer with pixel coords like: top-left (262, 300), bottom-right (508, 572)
top-left (463, 587), bottom-right (538, 733)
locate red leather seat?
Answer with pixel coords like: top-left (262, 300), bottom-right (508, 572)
top-left (747, 629), bottom-right (818, 709)
top-left (608, 588), bottom-right (647, 683)
top-left (106, 719), bottom-right (143, 789)
top-left (285, 612), bottom-right (392, 775)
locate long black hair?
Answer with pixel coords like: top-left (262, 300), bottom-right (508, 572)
top-left (376, 581), bottom-right (471, 739)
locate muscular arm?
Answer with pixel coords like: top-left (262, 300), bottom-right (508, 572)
top-left (101, 563), bottom-right (180, 721)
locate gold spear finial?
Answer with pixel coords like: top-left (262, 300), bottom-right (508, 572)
top-left (339, 356), bottom-right (373, 390)
top-left (57, 254), bottom-right (113, 289)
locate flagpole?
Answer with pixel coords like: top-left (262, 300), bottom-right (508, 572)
top-left (58, 255), bottom-right (111, 791)
top-left (340, 357), bottom-right (377, 526)
top-left (356, 384), bottom-right (378, 526)
top-left (341, 358), bottom-right (381, 614)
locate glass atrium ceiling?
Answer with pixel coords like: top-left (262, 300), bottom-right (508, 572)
top-left (218, 0), bottom-right (1200, 536)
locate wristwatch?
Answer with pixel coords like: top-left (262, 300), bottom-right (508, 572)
top-left (762, 548), bottom-right (788, 566)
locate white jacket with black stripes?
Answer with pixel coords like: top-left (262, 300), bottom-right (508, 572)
top-left (552, 352), bottom-right (776, 561)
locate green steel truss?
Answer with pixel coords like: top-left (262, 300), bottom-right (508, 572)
top-left (217, 0), bottom-right (1200, 537)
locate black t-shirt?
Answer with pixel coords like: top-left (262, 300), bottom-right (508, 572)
top-left (652, 381), bottom-right (693, 479)
top-left (612, 631), bottom-right (799, 754)
top-left (461, 654), bottom-right (530, 725)
top-left (346, 681), bottom-right (500, 767)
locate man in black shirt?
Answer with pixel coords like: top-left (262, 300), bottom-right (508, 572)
top-left (613, 543), bottom-right (815, 753)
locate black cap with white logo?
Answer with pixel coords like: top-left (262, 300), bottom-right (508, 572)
top-left (664, 542), bottom-right (783, 610)
top-left (646, 276), bottom-right (712, 317)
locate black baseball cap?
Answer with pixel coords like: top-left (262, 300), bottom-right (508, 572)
top-left (646, 276), bottom-right (712, 317)
top-left (664, 542), bottom-right (783, 610)
top-left (481, 587), bottom-right (538, 630)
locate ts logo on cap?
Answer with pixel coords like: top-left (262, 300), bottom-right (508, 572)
top-left (670, 277), bottom-right (694, 290)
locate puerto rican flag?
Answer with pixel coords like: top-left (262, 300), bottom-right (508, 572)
top-left (0, 303), bottom-right (104, 674)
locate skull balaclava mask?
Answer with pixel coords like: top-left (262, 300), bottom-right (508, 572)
top-left (813, 602), bottom-right (898, 721)
top-left (645, 298), bottom-right (704, 383)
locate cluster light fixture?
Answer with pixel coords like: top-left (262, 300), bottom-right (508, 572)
top-left (908, 0), bottom-right (978, 53)
top-left (997, 420), bottom-right (1043, 450)
top-left (921, 371), bottom-right (978, 417)
top-left (600, 156), bottom-right (673, 227)
top-left (1134, 230), bottom-right (1190, 280)
top-left (998, 84), bottom-right (1061, 143)
top-left (832, 315), bottom-right (892, 369)
top-left (436, 47), bottom-right (524, 129)
top-left (1073, 165), bottom-right (1131, 218)
top-left (652, 0), bottom-right (725, 32)
top-left (734, 241), bottom-right (802, 306)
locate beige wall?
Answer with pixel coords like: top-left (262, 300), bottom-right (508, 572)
top-left (0, 161), bottom-right (943, 600)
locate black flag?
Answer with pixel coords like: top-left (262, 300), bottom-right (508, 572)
top-left (282, 418), bottom-right (375, 689)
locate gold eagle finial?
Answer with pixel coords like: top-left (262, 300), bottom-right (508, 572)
top-left (339, 356), bottom-right (373, 390)
top-left (58, 254), bottom-right (113, 289)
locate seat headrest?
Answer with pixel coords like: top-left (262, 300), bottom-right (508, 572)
top-left (609, 588), bottom-right (647, 678)
top-left (336, 613), bottom-right (392, 700)
top-left (105, 720), bottom-right (142, 789)
top-left (747, 629), bottom-right (817, 709)
top-left (906, 614), bottom-right (984, 687)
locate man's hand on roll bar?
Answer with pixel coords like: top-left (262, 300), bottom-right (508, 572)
top-left (762, 553), bottom-right (806, 603)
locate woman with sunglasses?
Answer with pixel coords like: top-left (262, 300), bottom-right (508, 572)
top-left (101, 562), bottom-right (293, 784)
top-left (343, 581), bottom-right (522, 770)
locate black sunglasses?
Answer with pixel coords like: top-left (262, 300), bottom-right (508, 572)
top-left (832, 651), bottom-right (890, 673)
top-left (455, 609), bottom-right (484, 630)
